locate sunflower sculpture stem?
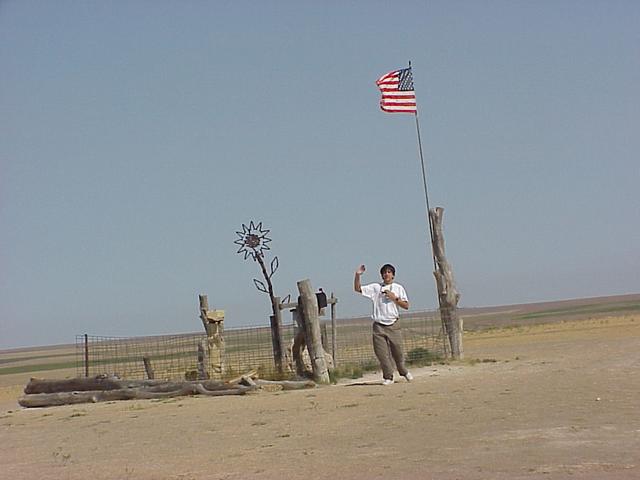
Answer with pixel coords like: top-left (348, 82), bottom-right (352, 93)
top-left (255, 254), bottom-right (285, 373)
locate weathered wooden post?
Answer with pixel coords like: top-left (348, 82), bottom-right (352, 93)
top-left (285, 291), bottom-right (337, 375)
top-left (142, 356), bottom-right (155, 379)
top-left (296, 279), bottom-right (330, 384)
top-left (84, 334), bottom-right (89, 378)
top-left (321, 323), bottom-right (328, 350)
top-left (198, 294), bottom-right (225, 379)
top-left (429, 207), bottom-right (463, 359)
top-left (330, 292), bottom-right (338, 368)
top-left (196, 342), bottom-right (209, 380)
top-left (291, 307), bottom-right (307, 376)
top-left (269, 295), bottom-right (285, 374)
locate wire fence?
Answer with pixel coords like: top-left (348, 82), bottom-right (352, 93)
top-left (76, 310), bottom-right (446, 381)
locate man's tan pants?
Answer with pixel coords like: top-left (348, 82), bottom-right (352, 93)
top-left (372, 321), bottom-right (408, 381)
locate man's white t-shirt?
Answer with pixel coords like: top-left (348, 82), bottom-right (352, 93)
top-left (360, 282), bottom-right (408, 325)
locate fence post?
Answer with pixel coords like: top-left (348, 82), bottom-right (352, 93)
top-left (296, 279), bottom-right (330, 384)
top-left (197, 342), bottom-right (209, 380)
top-left (330, 292), bottom-right (337, 368)
top-left (321, 323), bottom-right (328, 350)
top-left (271, 296), bottom-right (285, 375)
top-left (143, 357), bottom-right (155, 379)
top-left (83, 334), bottom-right (89, 378)
top-left (291, 308), bottom-right (307, 376)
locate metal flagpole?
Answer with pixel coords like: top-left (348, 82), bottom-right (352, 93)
top-left (410, 62), bottom-right (437, 272)
top-left (410, 62), bottom-right (449, 356)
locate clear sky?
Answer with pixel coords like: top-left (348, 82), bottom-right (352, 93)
top-left (1, 1), bottom-right (639, 349)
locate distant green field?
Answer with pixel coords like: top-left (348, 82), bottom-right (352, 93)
top-left (0, 352), bottom-right (75, 366)
top-left (518, 301), bottom-right (640, 320)
top-left (0, 360), bottom-right (78, 376)
top-left (0, 348), bottom-right (210, 376)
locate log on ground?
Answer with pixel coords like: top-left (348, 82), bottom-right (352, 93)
top-left (254, 379), bottom-right (316, 390)
top-left (24, 377), bottom-right (182, 394)
top-left (19, 383), bottom-right (254, 408)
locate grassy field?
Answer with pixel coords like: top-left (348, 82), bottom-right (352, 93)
top-left (456, 293), bottom-right (640, 330)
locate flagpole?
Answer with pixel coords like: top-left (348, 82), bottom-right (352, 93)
top-left (410, 62), bottom-right (437, 273)
top-left (411, 64), bottom-right (449, 356)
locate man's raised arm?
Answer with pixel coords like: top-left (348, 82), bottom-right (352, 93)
top-left (354, 264), bottom-right (366, 293)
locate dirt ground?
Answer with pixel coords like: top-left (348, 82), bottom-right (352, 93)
top-left (1, 315), bottom-right (639, 480)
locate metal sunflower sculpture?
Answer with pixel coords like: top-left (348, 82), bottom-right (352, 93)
top-left (234, 221), bottom-right (285, 372)
top-left (234, 221), bottom-right (279, 295)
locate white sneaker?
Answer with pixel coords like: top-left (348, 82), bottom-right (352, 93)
top-left (381, 379), bottom-right (394, 386)
top-left (404, 372), bottom-right (414, 382)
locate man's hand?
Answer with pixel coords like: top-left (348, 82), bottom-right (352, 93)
top-left (354, 264), bottom-right (365, 293)
top-left (384, 290), bottom-right (398, 301)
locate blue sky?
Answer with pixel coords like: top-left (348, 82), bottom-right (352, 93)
top-left (1, 1), bottom-right (639, 349)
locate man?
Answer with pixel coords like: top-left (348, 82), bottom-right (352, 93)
top-left (354, 263), bottom-right (413, 385)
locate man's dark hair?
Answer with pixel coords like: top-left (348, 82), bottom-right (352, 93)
top-left (380, 264), bottom-right (396, 276)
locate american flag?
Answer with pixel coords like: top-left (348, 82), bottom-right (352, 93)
top-left (376, 67), bottom-right (417, 113)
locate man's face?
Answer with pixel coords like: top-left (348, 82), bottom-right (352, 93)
top-left (381, 268), bottom-right (395, 284)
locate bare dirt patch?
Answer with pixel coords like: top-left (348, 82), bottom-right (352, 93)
top-left (1, 315), bottom-right (639, 479)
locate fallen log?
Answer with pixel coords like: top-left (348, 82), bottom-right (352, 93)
top-left (194, 384), bottom-right (255, 396)
top-left (240, 375), bottom-right (257, 387)
top-left (20, 386), bottom-right (189, 407)
top-left (24, 377), bottom-right (228, 394)
top-left (19, 383), bottom-right (254, 408)
top-left (142, 380), bottom-right (235, 393)
top-left (20, 374), bottom-right (311, 408)
top-left (25, 377), bottom-right (126, 394)
top-left (226, 371), bottom-right (315, 390)
top-left (226, 370), bottom-right (258, 385)
top-left (253, 379), bottom-right (316, 390)
top-left (25, 377), bottom-right (173, 394)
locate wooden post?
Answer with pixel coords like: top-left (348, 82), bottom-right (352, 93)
top-left (296, 279), bottom-right (330, 384)
top-left (199, 294), bottom-right (210, 329)
top-left (142, 357), bottom-right (155, 380)
top-left (330, 292), bottom-right (337, 368)
top-left (253, 254), bottom-right (285, 375)
top-left (321, 323), bottom-right (328, 350)
top-left (197, 342), bottom-right (209, 380)
top-left (429, 207), bottom-right (463, 359)
top-left (198, 294), bottom-right (225, 379)
top-left (291, 308), bottom-right (307, 376)
top-left (84, 334), bottom-right (89, 378)
top-left (270, 296), bottom-right (285, 374)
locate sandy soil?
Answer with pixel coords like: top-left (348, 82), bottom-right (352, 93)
top-left (1, 316), bottom-right (639, 479)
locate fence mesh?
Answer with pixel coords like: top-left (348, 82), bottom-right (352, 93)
top-left (75, 333), bottom-right (206, 381)
top-left (76, 310), bottom-right (446, 381)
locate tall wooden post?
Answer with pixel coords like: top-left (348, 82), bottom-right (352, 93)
top-left (198, 294), bottom-right (225, 379)
top-left (330, 292), bottom-right (338, 368)
top-left (270, 296), bottom-right (285, 374)
top-left (291, 308), bottom-right (307, 376)
top-left (84, 334), bottom-right (89, 378)
top-left (196, 342), bottom-right (209, 380)
top-left (142, 357), bottom-right (155, 380)
top-left (254, 254), bottom-right (285, 374)
top-left (429, 207), bottom-right (463, 359)
top-left (296, 279), bottom-right (330, 384)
